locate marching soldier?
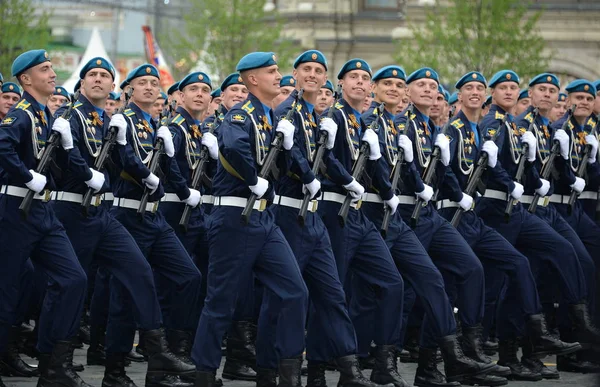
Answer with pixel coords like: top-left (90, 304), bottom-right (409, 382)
top-left (550, 92), bottom-right (568, 123)
top-left (273, 75), bottom-right (296, 108)
top-left (448, 92), bottom-right (460, 113)
top-left (48, 85), bottom-right (70, 116)
top-left (0, 82), bottom-right (22, 120)
top-left (514, 89), bottom-right (530, 116)
top-left (207, 87), bottom-right (221, 117)
top-left (429, 85), bottom-right (448, 131)
top-left (168, 82), bottom-right (182, 109)
top-left (105, 91), bottom-right (120, 115)
top-left (315, 80), bottom-right (334, 116)
top-left (594, 80), bottom-right (600, 115)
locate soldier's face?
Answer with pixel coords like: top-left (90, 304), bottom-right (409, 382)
top-left (105, 99), bottom-right (118, 115)
top-left (181, 82), bottom-right (212, 115)
top-left (530, 84), bottom-right (558, 112)
top-left (550, 100), bottom-right (566, 122)
top-left (152, 98), bottom-right (165, 118)
top-left (130, 76), bottom-right (160, 106)
top-left (21, 62), bottom-right (56, 97)
top-left (272, 86), bottom-right (294, 108)
top-left (594, 92), bottom-right (600, 114)
top-left (252, 65), bottom-right (282, 101)
top-left (430, 93), bottom-right (445, 119)
top-left (491, 82), bottom-right (519, 110)
top-left (48, 95), bottom-right (68, 115)
top-left (293, 63), bottom-right (327, 94)
top-left (568, 91), bottom-right (595, 119)
top-left (396, 96), bottom-right (410, 114)
top-left (515, 98), bottom-right (530, 116)
top-left (407, 79), bottom-right (438, 108)
top-left (0, 92), bottom-right (20, 117)
top-left (362, 94), bottom-right (373, 113)
top-left (373, 78), bottom-right (405, 108)
top-left (458, 81), bottom-right (485, 111)
top-left (341, 70), bottom-right (371, 105)
top-left (316, 88), bottom-right (334, 115)
top-left (82, 69), bottom-right (114, 102)
top-left (222, 84), bottom-right (248, 111)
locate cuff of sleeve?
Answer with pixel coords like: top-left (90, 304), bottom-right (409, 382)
top-left (178, 187), bottom-right (191, 201)
top-left (247, 175), bottom-right (258, 187)
top-left (379, 188), bottom-right (394, 201)
top-left (84, 168), bottom-right (93, 182)
top-left (301, 171), bottom-right (316, 185)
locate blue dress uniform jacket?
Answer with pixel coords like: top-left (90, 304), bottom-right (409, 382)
top-left (0, 91), bottom-right (87, 354)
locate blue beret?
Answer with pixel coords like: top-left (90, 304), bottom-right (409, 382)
top-left (108, 91), bottom-right (119, 101)
top-left (518, 89), bottom-right (529, 101)
top-left (443, 89), bottom-right (450, 102)
top-left (12, 49), bottom-right (50, 77)
top-left (373, 65), bottom-right (406, 82)
top-left (236, 52), bottom-right (277, 72)
top-left (455, 71), bottom-right (487, 90)
top-left (0, 73), bottom-right (3, 84)
top-left (437, 85), bottom-right (449, 102)
top-left (293, 50), bottom-right (328, 71)
top-left (53, 86), bottom-right (70, 99)
top-left (1, 82), bottom-right (21, 96)
top-left (593, 80), bottom-right (600, 94)
top-left (565, 79), bottom-right (596, 98)
top-left (406, 67), bottom-right (439, 85)
top-left (483, 95), bottom-right (492, 108)
top-left (119, 80), bottom-right (128, 90)
top-left (280, 75), bottom-right (296, 87)
top-left (220, 73), bottom-right (244, 91)
top-left (179, 72), bottom-right (212, 91)
top-left (79, 57), bottom-right (115, 80)
top-left (528, 73), bottom-right (559, 89)
top-left (322, 80), bottom-right (334, 92)
top-left (337, 59), bottom-right (371, 80)
top-left (211, 88), bottom-right (221, 98)
top-left (167, 82), bottom-right (180, 95)
top-left (488, 70), bottom-right (519, 88)
top-left (448, 92), bottom-right (458, 105)
top-left (558, 92), bottom-right (567, 102)
top-left (74, 81), bottom-right (81, 93)
top-left (159, 92), bottom-right (167, 100)
top-left (124, 64), bottom-right (160, 85)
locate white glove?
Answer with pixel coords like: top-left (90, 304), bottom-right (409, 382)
top-left (554, 129), bottom-right (570, 160)
top-left (142, 172), bottom-right (160, 194)
top-left (85, 168), bottom-right (105, 193)
top-left (570, 177), bottom-right (586, 194)
top-left (302, 178), bottom-right (321, 199)
top-left (343, 178), bottom-right (365, 203)
top-left (521, 131), bottom-right (537, 162)
top-left (535, 178), bottom-right (550, 197)
top-left (51, 117), bottom-right (73, 150)
top-left (434, 134), bottom-right (450, 166)
top-left (482, 140), bottom-right (498, 168)
top-left (416, 184), bottom-right (434, 202)
top-left (157, 126), bottom-right (175, 157)
top-left (585, 134), bottom-right (599, 164)
top-left (398, 134), bottom-right (413, 163)
top-left (458, 193), bottom-right (474, 211)
top-left (362, 129), bottom-right (381, 160)
top-left (384, 195), bottom-right (400, 215)
top-left (276, 120), bottom-right (295, 151)
top-left (202, 132), bottom-right (219, 160)
top-left (110, 114), bottom-right (128, 145)
top-left (319, 118), bottom-right (337, 150)
top-left (183, 188), bottom-right (201, 207)
top-left (510, 182), bottom-right (524, 200)
top-left (26, 170), bottom-right (47, 194)
top-left (249, 177), bottom-right (269, 199)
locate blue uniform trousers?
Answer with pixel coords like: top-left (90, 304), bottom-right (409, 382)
top-left (0, 196), bottom-right (87, 354)
top-left (110, 207), bottom-right (202, 353)
top-left (191, 206), bottom-right (308, 371)
top-left (318, 201), bottom-right (404, 351)
top-left (89, 267), bottom-right (111, 337)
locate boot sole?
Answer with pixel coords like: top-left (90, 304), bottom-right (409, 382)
top-left (0, 361), bottom-right (39, 378)
top-left (531, 343), bottom-right (582, 359)
top-left (222, 371), bottom-right (257, 381)
top-left (446, 362), bottom-right (496, 383)
top-left (506, 373), bottom-right (543, 381)
top-left (414, 379), bottom-right (460, 387)
top-left (461, 377), bottom-right (508, 386)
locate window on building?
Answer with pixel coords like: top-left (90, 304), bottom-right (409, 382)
top-left (362, 0), bottom-right (400, 10)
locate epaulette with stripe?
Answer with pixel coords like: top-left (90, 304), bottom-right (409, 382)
top-left (567, 120), bottom-right (574, 130)
top-left (523, 112), bottom-right (533, 123)
top-left (170, 114), bottom-right (185, 126)
top-left (494, 111), bottom-right (504, 120)
top-left (124, 108), bottom-right (135, 117)
top-left (296, 103), bottom-right (302, 112)
top-left (15, 99), bottom-right (30, 111)
top-left (73, 101), bottom-right (84, 109)
top-left (451, 118), bottom-right (464, 129)
top-left (335, 102), bottom-right (344, 110)
top-left (241, 101), bottom-right (255, 114)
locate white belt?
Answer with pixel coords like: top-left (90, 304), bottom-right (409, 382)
top-left (436, 199), bottom-right (461, 210)
top-left (213, 196), bottom-right (268, 211)
top-left (104, 192), bottom-right (114, 201)
top-left (0, 185), bottom-right (54, 202)
top-left (161, 193), bottom-right (182, 203)
top-left (397, 195), bottom-right (416, 205)
top-left (578, 191), bottom-right (598, 200)
top-left (112, 197), bottom-right (159, 213)
top-left (548, 194), bottom-right (570, 204)
top-left (482, 189), bottom-right (509, 201)
top-left (55, 191), bottom-right (103, 206)
top-left (519, 195), bottom-right (549, 207)
top-left (362, 193), bottom-right (383, 203)
top-left (321, 192), bottom-right (362, 209)
top-left (202, 195), bottom-right (215, 205)
top-left (274, 195), bottom-right (318, 212)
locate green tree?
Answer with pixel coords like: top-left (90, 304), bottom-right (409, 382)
top-left (0, 0), bottom-right (51, 79)
top-left (162, 0), bottom-right (295, 81)
top-left (396, 0), bottom-right (551, 87)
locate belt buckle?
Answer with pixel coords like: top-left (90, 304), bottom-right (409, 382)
top-left (43, 190), bottom-right (52, 202)
top-left (355, 200), bottom-right (362, 210)
top-left (258, 199), bottom-right (267, 212)
top-left (310, 200), bottom-right (318, 213)
top-left (152, 202), bottom-right (159, 213)
top-left (542, 196), bottom-right (550, 207)
top-left (93, 195), bottom-right (102, 207)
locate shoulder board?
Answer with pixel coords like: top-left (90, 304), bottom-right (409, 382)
top-left (241, 101), bottom-right (255, 114)
top-left (73, 101), bottom-right (83, 109)
top-left (205, 122), bottom-right (214, 129)
top-left (523, 112), bottom-right (533, 123)
top-left (567, 120), bottom-right (574, 130)
top-left (0, 116), bottom-right (17, 126)
top-left (451, 118), bottom-right (464, 129)
top-left (494, 111), bottom-right (504, 120)
top-left (485, 128), bottom-right (497, 137)
top-left (171, 114), bottom-right (185, 126)
top-left (587, 117), bottom-right (596, 127)
top-left (15, 99), bottom-right (30, 111)
top-left (296, 103), bottom-right (302, 112)
top-left (335, 102), bottom-right (344, 110)
top-left (124, 108), bottom-right (135, 117)
top-left (397, 123), bottom-right (406, 130)
top-left (231, 112), bottom-right (247, 123)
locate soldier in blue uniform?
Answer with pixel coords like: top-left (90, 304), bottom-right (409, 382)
top-left (550, 92), bottom-right (568, 123)
top-left (0, 82), bottom-right (22, 120)
top-left (0, 49), bottom-right (89, 387)
top-left (514, 89), bottom-right (530, 116)
top-left (191, 52), bottom-right (309, 387)
top-left (48, 85), bottom-right (70, 116)
top-left (105, 91), bottom-right (120, 115)
top-left (273, 75), bottom-right (296, 108)
top-left (315, 80), bottom-right (335, 116)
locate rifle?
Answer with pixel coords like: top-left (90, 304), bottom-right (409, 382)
top-left (297, 85), bottom-right (342, 225)
top-left (179, 105), bottom-right (223, 232)
top-left (451, 115), bottom-right (507, 227)
top-left (337, 102), bottom-right (385, 227)
top-left (241, 89), bottom-right (304, 225)
top-left (81, 88), bottom-right (133, 215)
top-left (19, 92), bottom-right (79, 219)
top-left (410, 106), bottom-right (455, 228)
top-left (504, 108), bottom-right (539, 221)
top-left (567, 114), bottom-right (599, 214)
top-left (380, 104), bottom-right (412, 237)
top-left (137, 110), bottom-right (167, 218)
top-left (529, 105), bottom-right (576, 214)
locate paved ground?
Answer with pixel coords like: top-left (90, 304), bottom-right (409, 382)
top-left (4, 346), bottom-right (599, 387)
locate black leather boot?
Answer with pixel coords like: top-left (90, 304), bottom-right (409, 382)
top-left (36, 341), bottom-right (92, 387)
top-left (126, 349), bottom-right (145, 363)
top-left (414, 347), bottom-right (460, 387)
top-left (557, 352), bottom-right (600, 373)
top-left (136, 331), bottom-right (148, 360)
top-left (102, 353), bottom-right (137, 387)
top-left (167, 330), bottom-right (194, 364)
top-left (256, 367), bottom-right (277, 387)
top-left (222, 358), bottom-right (257, 381)
top-left (335, 354), bottom-right (391, 387)
top-left (143, 328), bottom-right (195, 387)
top-left (459, 374), bottom-right (507, 386)
top-left (227, 321), bottom-right (257, 361)
top-left (0, 326), bottom-right (39, 377)
top-left (278, 357), bottom-right (302, 387)
top-left (369, 345), bottom-right (409, 387)
top-left (459, 325), bottom-right (510, 377)
top-left (525, 314), bottom-right (581, 357)
top-left (569, 303), bottom-right (600, 347)
top-left (307, 362), bottom-right (327, 387)
top-left (195, 370), bottom-right (217, 387)
top-left (87, 325), bottom-right (106, 366)
top-left (438, 335), bottom-right (494, 383)
top-left (521, 336), bottom-right (560, 379)
top-left (496, 339), bottom-right (542, 381)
